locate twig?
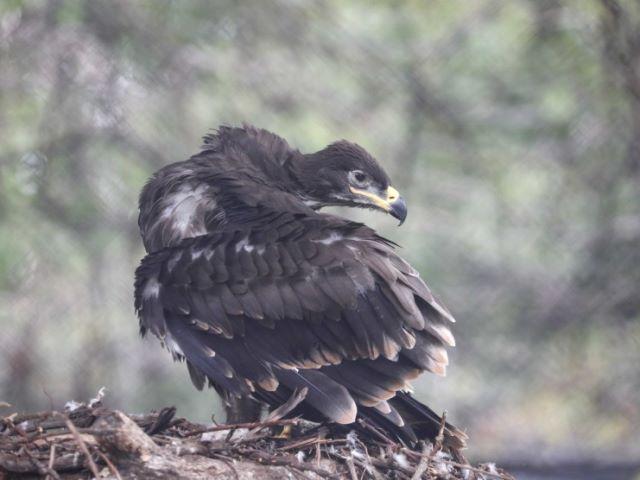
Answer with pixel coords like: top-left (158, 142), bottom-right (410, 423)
top-left (183, 417), bottom-right (299, 437)
top-left (355, 438), bottom-right (384, 480)
top-left (433, 410), bottom-right (447, 454)
top-left (95, 449), bottom-right (123, 480)
top-left (345, 454), bottom-right (358, 480)
top-left (42, 388), bottom-right (55, 412)
top-left (4, 417), bottom-right (29, 440)
top-left (3, 417), bottom-right (61, 479)
top-left (45, 443), bottom-right (60, 480)
top-left (411, 442), bottom-right (430, 480)
top-left (279, 438), bottom-right (347, 451)
top-left (241, 448), bottom-right (337, 478)
top-left (290, 468), bottom-right (317, 480)
top-left (223, 431), bottom-right (271, 447)
top-left (365, 455), bottom-right (414, 477)
top-left (437, 459), bottom-right (513, 480)
top-left (353, 455), bottom-right (403, 480)
top-left (402, 447), bottom-right (512, 480)
top-left (22, 446), bottom-right (60, 479)
top-left (61, 414), bottom-right (101, 479)
top-left (315, 442), bottom-right (321, 467)
top-left (355, 418), bottom-right (395, 445)
top-left (211, 453), bottom-right (240, 480)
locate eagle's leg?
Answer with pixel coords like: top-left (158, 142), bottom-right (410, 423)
top-left (274, 424), bottom-right (292, 439)
top-left (225, 395), bottom-right (264, 424)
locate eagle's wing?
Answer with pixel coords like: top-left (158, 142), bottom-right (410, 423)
top-left (134, 214), bottom-right (455, 425)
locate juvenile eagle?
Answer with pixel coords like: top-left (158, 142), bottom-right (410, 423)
top-left (134, 125), bottom-right (466, 448)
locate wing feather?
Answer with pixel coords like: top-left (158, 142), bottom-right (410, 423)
top-left (134, 214), bottom-right (456, 424)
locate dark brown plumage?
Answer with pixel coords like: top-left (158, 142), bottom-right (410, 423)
top-left (134, 124), bottom-right (466, 449)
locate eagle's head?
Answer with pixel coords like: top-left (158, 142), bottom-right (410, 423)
top-left (298, 141), bottom-right (408, 224)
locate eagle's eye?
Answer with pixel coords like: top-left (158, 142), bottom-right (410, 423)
top-left (349, 170), bottom-right (369, 187)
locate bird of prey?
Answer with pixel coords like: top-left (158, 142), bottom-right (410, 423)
top-left (134, 125), bottom-right (466, 449)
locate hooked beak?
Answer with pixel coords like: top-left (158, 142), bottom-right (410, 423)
top-left (388, 190), bottom-right (408, 225)
top-left (349, 185), bottom-right (408, 225)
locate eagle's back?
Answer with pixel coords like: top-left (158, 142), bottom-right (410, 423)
top-left (202, 124), bottom-right (298, 168)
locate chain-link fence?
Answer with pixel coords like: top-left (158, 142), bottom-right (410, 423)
top-left (1, 0), bottom-right (639, 471)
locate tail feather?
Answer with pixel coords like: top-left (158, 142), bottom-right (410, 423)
top-left (256, 385), bottom-right (467, 453)
top-left (358, 405), bottom-right (418, 445)
top-left (389, 391), bottom-right (467, 450)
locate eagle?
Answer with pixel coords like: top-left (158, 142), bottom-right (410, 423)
top-left (134, 125), bottom-right (467, 449)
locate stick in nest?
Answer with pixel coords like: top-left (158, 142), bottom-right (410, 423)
top-left (438, 459), bottom-right (514, 480)
top-left (95, 449), bottom-right (123, 480)
top-left (411, 442), bottom-right (430, 480)
top-left (45, 443), bottom-right (60, 480)
top-left (19, 445), bottom-right (61, 480)
top-left (184, 417), bottom-right (299, 437)
top-left (60, 414), bottom-right (101, 479)
top-left (433, 410), bottom-right (447, 454)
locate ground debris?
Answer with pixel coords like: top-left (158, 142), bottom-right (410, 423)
top-left (0, 397), bottom-right (513, 479)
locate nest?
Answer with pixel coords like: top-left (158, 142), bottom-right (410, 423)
top-left (0, 391), bottom-right (513, 480)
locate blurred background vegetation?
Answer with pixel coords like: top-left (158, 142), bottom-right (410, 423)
top-left (1, 0), bottom-right (639, 475)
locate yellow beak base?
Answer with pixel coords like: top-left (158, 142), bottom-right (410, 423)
top-left (349, 185), bottom-right (401, 212)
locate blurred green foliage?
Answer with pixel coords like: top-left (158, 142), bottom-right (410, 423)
top-left (1, 0), bottom-right (639, 464)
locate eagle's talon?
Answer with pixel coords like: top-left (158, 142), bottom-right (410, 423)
top-left (273, 424), bottom-right (292, 439)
